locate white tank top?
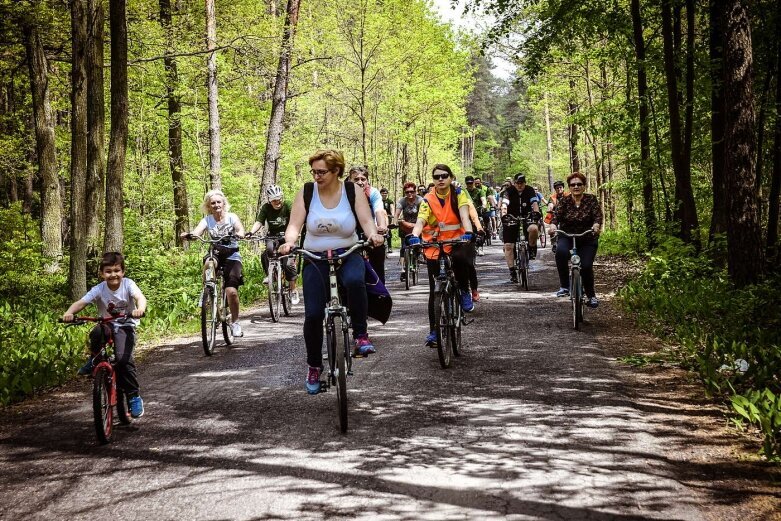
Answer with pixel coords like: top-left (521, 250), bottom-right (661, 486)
top-left (303, 182), bottom-right (358, 251)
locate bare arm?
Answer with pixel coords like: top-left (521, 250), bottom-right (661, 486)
top-left (354, 187), bottom-right (384, 246)
top-left (63, 299), bottom-right (89, 322)
top-left (133, 290), bottom-right (148, 318)
top-left (183, 219), bottom-right (207, 239)
top-left (280, 190), bottom-right (306, 253)
top-left (460, 205), bottom-right (473, 233)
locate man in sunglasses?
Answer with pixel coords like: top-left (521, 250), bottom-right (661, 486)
top-left (394, 181), bottom-right (424, 282)
top-left (500, 174), bottom-right (541, 283)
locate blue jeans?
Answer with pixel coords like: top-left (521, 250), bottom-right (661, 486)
top-left (302, 252), bottom-right (367, 368)
top-left (555, 235), bottom-right (599, 298)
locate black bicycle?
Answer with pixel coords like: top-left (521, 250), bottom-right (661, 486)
top-left (506, 214), bottom-right (532, 290)
top-left (187, 233), bottom-right (236, 355)
top-left (413, 238), bottom-right (470, 369)
top-left (249, 234), bottom-right (294, 322)
top-left (481, 209), bottom-right (493, 246)
top-left (402, 239), bottom-right (421, 290)
top-left (293, 241), bottom-right (370, 433)
top-left (555, 229), bottom-right (593, 330)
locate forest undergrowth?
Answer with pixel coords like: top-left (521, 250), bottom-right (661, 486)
top-left (601, 231), bottom-right (781, 462)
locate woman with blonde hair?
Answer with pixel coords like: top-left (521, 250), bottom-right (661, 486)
top-left (181, 189), bottom-right (247, 337)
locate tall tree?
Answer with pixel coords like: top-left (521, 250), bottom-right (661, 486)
top-left (568, 79), bottom-right (580, 173)
top-left (104, 0), bottom-right (128, 252)
top-left (661, 0), bottom-right (699, 245)
top-left (260, 0), bottom-right (301, 202)
top-left (23, 15), bottom-right (62, 267)
top-left (721, 0), bottom-right (764, 284)
top-left (86, 0), bottom-right (105, 251)
top-left (159, 0), bottom-right (189, 245)
top-left (544, 92), bottom-right (554, 191)
top-left (69, 0), bottom-right (89, 300)
top-left (205, 0), bottom-right (222, 189)
top-left (709, 0), bottom-right (727, 240)
top-left (766, 0), bottom-right (781, 260)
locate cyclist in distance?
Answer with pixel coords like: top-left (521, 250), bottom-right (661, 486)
top-left (548, 172), bottom-right (603, 307)
top-left (395, 181), bottom-right (424, 282)
top-left (545, 181), bottom-right (567, 251)
top-left (278, 150), bottom-right (384, 394)
top-left (249, 184), bottom-right (300, 305)
top-left (500, 174), bottom-right (541, 283)
top-left (62, 251), bottom-right (148, 418)
top-left (406, 164), bottom-right (475, 346)
top-left (477, 178), bottom-right (498, 238)
top-left (417, 184), bottom-right (428, 198)
top-left (348, 165), bottom-right (389, 283)
top-left (380, 187), bottom-right (394, 253)
top-left (182, 190), bottom-right (247, 337)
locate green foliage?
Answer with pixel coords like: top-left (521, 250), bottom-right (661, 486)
top-left (619, 238), bottom-right (781, 460)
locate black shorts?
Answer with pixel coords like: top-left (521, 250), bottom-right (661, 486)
top-left (502, 220), bottom-right (519, 244)
top-left (222, 259), bottom-right (244, 288)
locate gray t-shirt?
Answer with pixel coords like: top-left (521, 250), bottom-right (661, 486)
top-left (82, 278), bottom-right (142, 328)
top-left (198, 213), bottom-right (242, 262)
top-left (396, 196), bottom-right (424, 224)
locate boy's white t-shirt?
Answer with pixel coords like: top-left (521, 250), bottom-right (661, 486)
top-left (82, 278), bottom-right (141, 328)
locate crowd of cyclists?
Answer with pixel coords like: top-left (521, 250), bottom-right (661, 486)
top-left (62, 148), bottom-right (604, 413)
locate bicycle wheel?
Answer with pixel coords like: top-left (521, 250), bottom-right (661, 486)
top-left (328, 315), bottom-right (349, 433)
top-left (411, 254), bottom-right (419, 286)
top-left (221, 286), bottom-right (234, 345)
top-left (404, 252), bottom-right (411, 290)
top-left (572, 269), bottom-right (583, 330)
top-left (281, 279), bottom-right (292, 316)
top-left (93, 367), bottom-right (113, 444)
top-left (539, 224), bottom-right (547, 248)
top-left (267, 263), bottom-right (281, 322)
top-left (116, 388), bottom-right (131, 425)
top-left (433, 291), bottom-right (453, 368)
top-left (452, 292), bottom-right (462, 357)
top-left (518, 243), bottom-right (529, 290)
top-left (201, 286), bottom-right (217, 356)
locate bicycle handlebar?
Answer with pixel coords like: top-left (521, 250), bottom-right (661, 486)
top-left (412, 238), bottom-right (469, 249)
top-left (293, 241), bottom-right (372, 262)
top-left (185, 233), bottom-right (242, 245)
top-left (59, 313), bottom-right (138, 327)
top-left (554, 230), bottom-right (594, 238)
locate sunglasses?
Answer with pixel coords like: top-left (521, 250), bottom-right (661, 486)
top-left (404, 190), bottom-right (415, 194)
top-left (569, 182), bottom-right (584, 187)
top-left (432, 173), bottom-right (450, 180)
top-left (310, 169), bottom-right (331, 177)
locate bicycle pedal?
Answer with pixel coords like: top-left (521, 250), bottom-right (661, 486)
top-left (318, 381), bottom-right (329, 392)
top-left (463, 318), bottom-right (474, 325)
top-left (347, 370), bottom-right (354, 376)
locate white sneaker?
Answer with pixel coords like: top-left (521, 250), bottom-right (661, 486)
top-left (291, 290), bottom-right (300, 305)
top-left (231, 322), bottom-right (243, 337)
top-left (262, 277), bottom-right (269, 284)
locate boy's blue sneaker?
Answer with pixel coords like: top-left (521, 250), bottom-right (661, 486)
top-left (128, 396), bottom-right (144, 418)
top-left (77, 358), bottom-right (94, 376)
top-left (425, 331), bottom-right (437, 346)
top-left (460, 290), bottom-right (475, 313)
top-left (306, 366), bottom-right (322, 395)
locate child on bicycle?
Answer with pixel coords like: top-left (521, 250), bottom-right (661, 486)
top-left (62, 251), bottom-right (148, 418)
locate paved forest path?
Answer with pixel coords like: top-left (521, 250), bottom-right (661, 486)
top-left (0, 243), bottom-right (776, 520)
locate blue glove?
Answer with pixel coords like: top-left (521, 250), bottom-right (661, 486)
top-left (461, 232), bottom-right (473, 242)
top-left (406, 236), bottom-right (421, 246)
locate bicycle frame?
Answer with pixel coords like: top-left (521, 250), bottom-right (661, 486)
top-left (555, 229), bottom-right (593, 329)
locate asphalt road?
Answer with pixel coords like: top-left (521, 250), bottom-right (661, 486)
top-left (0, 242), bottom-right (709, 520)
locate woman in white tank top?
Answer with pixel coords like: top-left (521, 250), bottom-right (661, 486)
top-left (279, 149), bottom-right (385, 395)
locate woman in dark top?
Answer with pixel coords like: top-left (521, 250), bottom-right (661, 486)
top-left (548, 172), bottom-right (603, 307)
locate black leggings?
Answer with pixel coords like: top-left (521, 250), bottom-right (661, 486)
top-left (555, 235), bottom-right (599, 298)
top-left (425, 244), bottom-right (471, 331)
top-left (89, 324), bottom-right (139, 396)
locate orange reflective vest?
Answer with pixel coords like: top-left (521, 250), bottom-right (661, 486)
top-left (421, 191), bottom-right (465, 260)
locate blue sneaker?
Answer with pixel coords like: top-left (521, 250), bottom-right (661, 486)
top-left (460, 290), bottom-right (474, 313)
top-left (306, 366), bottom-right (321, 394)
top-left (556, 288), bottom-right (570, 298)
top-left (425, 331), bottom-right (437, 346)
top-left (77, 358), bottom-right (94, 376)
top-left (128, 395), bottom-right (144, 418)
top-left (587, 296), bottom-right (599, 308)
top-left (353, 334), bottom-right (376, 357)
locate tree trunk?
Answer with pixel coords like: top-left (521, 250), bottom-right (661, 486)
top-left (721, 0), bottom-right (764, 285)
top-left (24, 20), bottom-right (63, 267)
top-left (709, 0), bottom-right (728, 240)
top-left (568, 80), bottom-right (580, 173)
top-left (630, 0), bottom-right (657, 237)
top-left (766, 0), bottom-right (781, 261)
top-left (86, 0), bottom-right (105, 252)
top-left (69, 0), bottom-right (89, 300)
top-left (266, 0), bottom-right (278, 16)
top-left (260, 0), bottom-right (300, 205)
top-left (205, 0), bottom-right (221, 189)
top-left (661, 0), bottom-right (699, 245)
top-left (544, 92), bottom-right (554, 191)
top-left (160, 0), bottom-right (189, 246)
top-left (104, 0), bottom-right (128, 253)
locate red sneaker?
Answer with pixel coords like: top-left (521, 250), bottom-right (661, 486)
top-left (471, 290), bottom-right (480, 302)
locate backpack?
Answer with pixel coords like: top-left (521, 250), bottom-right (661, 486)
top-left (303, 181), bottom-right (365, 238)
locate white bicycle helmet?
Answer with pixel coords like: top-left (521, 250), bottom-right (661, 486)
top-left (265, 184), bottom-right (284, 201)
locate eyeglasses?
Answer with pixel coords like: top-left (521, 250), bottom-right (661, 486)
top-left (569, 182), bottom-right (584, 188)
top-left (432, 174), bottom-right (450, 181)
top-left (310, 169), bottom-right (331, 177)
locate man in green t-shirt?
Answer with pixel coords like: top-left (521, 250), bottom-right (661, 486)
top-left (249, 184), bottom-right (299, 304)
top-left (476, 177), bottom-right (498, 238)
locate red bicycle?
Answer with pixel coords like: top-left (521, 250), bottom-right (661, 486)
top-left (62, 314), bottom-right (134, 444)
